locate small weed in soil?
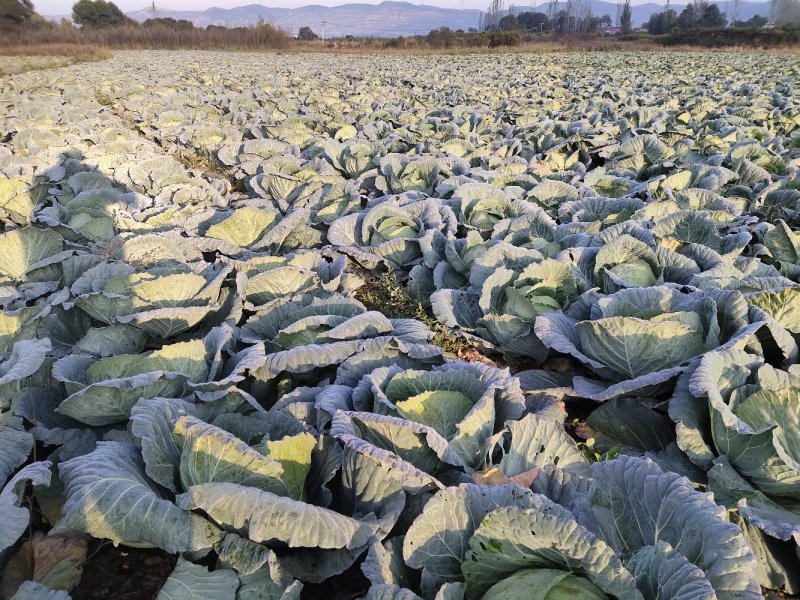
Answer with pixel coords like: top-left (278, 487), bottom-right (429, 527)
top-left (355, 272), bottom-right (475, 358)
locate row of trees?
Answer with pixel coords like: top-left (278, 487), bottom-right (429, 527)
top-left (480, 0), bottom-right (798, 36)
top-left (644, 1), bottom-right (726, 34)
top-left (72, 0), bottom-right (800, 34)
top-left (494, 10), bottom-right (616, 33)
top-left (488, 9), bottom-right (616, 34)
top-left (496, 11), bottom-right (551, 31)
top-left (1, 0), bottom-right (289, 49)
top-left (143, 17), bottom-right (196, 30)
top-left (1, 0), bottom-right (185, 30)
top-left (482, 0), bottom-right (622, 35)
top-left (3, 0), bottom-right (797, 49)
top-left (643, 0), bottom-right (798, 34)
top-left (423, 26), bottom-right (525, 48)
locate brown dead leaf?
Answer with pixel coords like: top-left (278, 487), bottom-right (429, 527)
top-left (574, 423), bottom-right (597, 442)
top-left (472, 467), bottom-right (509, 486)
top-left (1, 540), bottom-right (33, 599)
top-left (0, 533), bottom-right (87, 598)
top-left (31, 532), bottom-right (88, 592)
top-left (456, 347), bottom-right (499, 368)
top-left (510, 467), bottom-right (540, 489)
top-left (472, 466), bottom-right (539, 488)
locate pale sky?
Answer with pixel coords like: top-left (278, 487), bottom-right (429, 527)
top-left (34, 0), bottom-right (767, 16)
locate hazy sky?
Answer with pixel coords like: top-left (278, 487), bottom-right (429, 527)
top-left (33, 0), bottom-right (766, 16)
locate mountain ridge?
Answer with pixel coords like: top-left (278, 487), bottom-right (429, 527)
top-left (49, 0), bottom-right (774, 36)
top-left (126, 1), bottom-right (482, 35)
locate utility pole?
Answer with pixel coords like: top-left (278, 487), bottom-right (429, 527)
top-left (150, 0), bottom-right (157, 19)
top-left (321, 20), bottom-right (327, 41)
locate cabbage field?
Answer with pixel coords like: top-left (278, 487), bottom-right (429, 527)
top-left (0, 49), bottom-right (799, 599)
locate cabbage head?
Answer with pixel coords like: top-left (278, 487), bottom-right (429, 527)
top-left (535, 286), bottom-right (760, 401)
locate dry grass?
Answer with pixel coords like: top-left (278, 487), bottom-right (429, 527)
top-left (0, 26), bottom-right (794, 67)
top-left (289, 40), bottom-right (558, 55)
top-left (1, 23), bottom-right (288, 51)
top-left (0, 44), bottom-right (111, 75)
top-left (284, 36), bottom-right (800, 55)
top-left (0, 43), bottom-right (111, 59)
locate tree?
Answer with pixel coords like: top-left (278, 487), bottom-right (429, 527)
top-left (488, 29), bottom-right (521, 45)
top-left (0, 0), bottom-right (35, 29)
top-left (773, 0), bottom-right (800, 25)
top-left (553, 9), bottom-right (567, 32)
top-left (144, 17), bottom-right (195, 30)
top-left (585, 12), bottom-right (611, 31)
top-left (564, 0), bottom-right (575, 32)
top-left (484, 0), bottom-right (504, 31)
top-left (498, 13), bottom-right (520, 30)
top-left (620, 0), bottom-right (632, 32)
top-left (675, 2), bottom-right (698, 28)
top-left (674, 1), bottom-right (725, 29)
top-left (645, 8), bottom-right (677, 33)
top-left (699, 3), bottom-right (726, 27)
top-left (732, 14), bottom-right (768, 27)
top-left (427, 26), bottom-right (457, 47)
top-left (298, 25), bottom-right (318, 39)
top-left (517, 11), bottom-right (549, 30)
top-left (72, 0), bottom-right (128, 27)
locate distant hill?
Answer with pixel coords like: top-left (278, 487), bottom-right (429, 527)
top-left (126, 2), bottom-right (483, 36)
top-left (49, 0), bottom-right (773, 36)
